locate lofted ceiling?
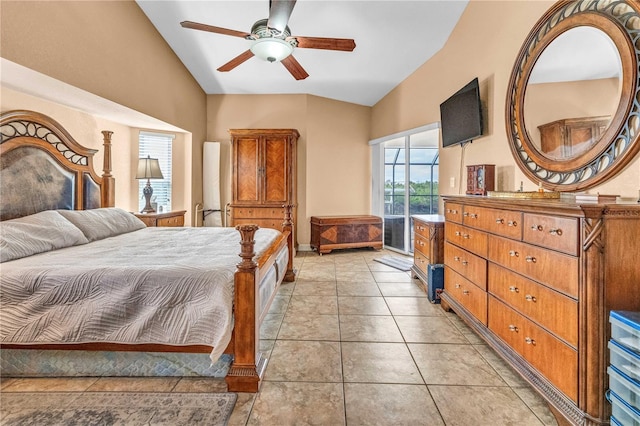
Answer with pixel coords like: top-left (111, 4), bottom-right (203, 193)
top-left (136, 0), bottom-right (469, 107)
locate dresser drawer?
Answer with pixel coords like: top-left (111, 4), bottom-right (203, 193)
top-left (462, 205), bottom-right (522, 240)
top-left (414, 250), bottom-right (430, 275)
top-left (444, 202), bottom-right (463, 224)
top-left (445, 267), bottom-right (487, 325)
top-left (488, 235), bottom-right (578, 298)
top-left (523, 213), bottom-right (579, 256)
top-left (444, 242), bottom-right (487, 290)
top-left (414, 233), bottom-right (431, 260)
top-left (233, 207), bottom-right (285, 219)
top-left (445, 222), bottom-right (488, 257)
top-left (489, 296), bottom-right (578, 402)
top-left (157, 215), bottom-right (184, 227)
top-left (488, 263), bottom-right (578, 347)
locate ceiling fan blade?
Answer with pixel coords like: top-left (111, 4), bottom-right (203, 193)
top-left (217, 50), bottom-right (255, 72)
top-left (281, 55), bottom-right (309, 80)
top-left (180, 21), bottom-right (251, 39)
top-left (268, 0), bottom-right (296, 33)
top-left (292, 36), bottom-right (356, 51)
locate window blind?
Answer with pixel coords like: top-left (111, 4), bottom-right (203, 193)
top-left (138, 131), bottom-right (174, 213)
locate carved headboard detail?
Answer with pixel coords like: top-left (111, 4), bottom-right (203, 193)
top-left (0, 110), bottom-right (114, 220)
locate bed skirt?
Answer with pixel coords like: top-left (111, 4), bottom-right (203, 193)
top-left (0, 349), bottom-right (232, 377)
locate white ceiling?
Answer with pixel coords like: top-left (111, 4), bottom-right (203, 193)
top-left (136, 0), bottom-right (469, 106)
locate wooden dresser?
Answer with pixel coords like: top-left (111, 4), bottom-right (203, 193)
top-left (134, 210), bottom-right (185, 227)
top-left (440, 195), bottom-right (640, 425)
top-left (229, 129), bottom-right (298, 245)
top-left (411, 214), bottom-right (444, 278)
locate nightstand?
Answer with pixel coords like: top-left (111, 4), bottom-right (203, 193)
top-left (134, 210), bottom-right (186, 227)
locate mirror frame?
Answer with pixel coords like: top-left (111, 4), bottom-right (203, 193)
top-left (506, 0), bottom-right (640, 192)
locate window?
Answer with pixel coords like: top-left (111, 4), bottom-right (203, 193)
top-left (138, 131), bottom-right (173, 213)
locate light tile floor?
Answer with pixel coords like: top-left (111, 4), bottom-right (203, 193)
top-left (0, 249), bottom-right (559, 425)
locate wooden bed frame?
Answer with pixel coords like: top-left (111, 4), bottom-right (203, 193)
top-left (0, 109), bottom-right (296, 392)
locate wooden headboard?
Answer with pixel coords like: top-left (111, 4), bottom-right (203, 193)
top-left (0, 110), bottom-right (114, 221)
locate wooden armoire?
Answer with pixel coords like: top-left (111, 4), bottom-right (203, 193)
top-left (229, 129), bottom-right (298, 245)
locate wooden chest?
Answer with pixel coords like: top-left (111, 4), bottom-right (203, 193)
top-left (310, 215), bottom-right (383, 255)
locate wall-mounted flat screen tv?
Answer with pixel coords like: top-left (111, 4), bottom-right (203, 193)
top-left (440, 77), bottom-right (483, 148)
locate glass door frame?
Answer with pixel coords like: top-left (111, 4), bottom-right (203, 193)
top-left (370, 122), bottom-right (440, 254)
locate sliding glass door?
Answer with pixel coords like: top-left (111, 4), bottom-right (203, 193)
top-left (372, 125), bottom-right (439, 254)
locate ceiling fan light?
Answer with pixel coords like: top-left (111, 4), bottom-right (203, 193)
top-left (250, 38), bottom-right (293, 63)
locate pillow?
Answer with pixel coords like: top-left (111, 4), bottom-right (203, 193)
top-left (58, 207), bottom-right (146, 242)
top-left (0, 210), bottom-right (89, 262)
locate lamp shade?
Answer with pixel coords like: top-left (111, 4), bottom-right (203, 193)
top-left (250, 38), bottom-right (293, 63)
top-left (136, 156), bottom-right (164, 180)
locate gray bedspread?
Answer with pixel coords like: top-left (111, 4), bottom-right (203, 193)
top-left (0, 226), bottom-right (281, 362)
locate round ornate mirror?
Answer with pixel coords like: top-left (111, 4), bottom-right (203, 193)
top-left (506, 0), bottom-right (640, 191)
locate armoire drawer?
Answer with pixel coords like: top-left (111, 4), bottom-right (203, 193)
top-left (445, 267), bottom-right (487, 325)
top-left (488, 235), bottom-right (578, 298)
top-left (233, 218), bottom-right (284, 230)
top-left (523, 213), bottom-right (579, 256)
top-left (233, 207), bottom-right (285, 219)
top-left (444, 242), bottom-right (487, 290)
top-left (462, 205), bottom-right (522, 240)
top-left (445, 222), bottom-right (488, 257)
top-left (488, 296), bottom-right (578, 402)
top-left (488, 263), bottom-right (578, 347)
top-left (444, 202), bottom-right (463, 224)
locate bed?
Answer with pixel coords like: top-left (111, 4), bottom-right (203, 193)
top-left (0, 110), bottom-right (296, 392)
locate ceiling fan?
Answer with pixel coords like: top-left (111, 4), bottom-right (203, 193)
top-left (180, 0), bottom-right (356, 80)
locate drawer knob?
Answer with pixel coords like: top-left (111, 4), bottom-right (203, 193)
top-left (455, 231), bottom-right (461, 236)
top-left (461, 260), bottom-right (469, 266)
top-left (455, 284), bottom-right (461, 289)
top-left (469, 213), bottom-right (478, 219)
top-left (508, 220), bottom-right (517, 227)
top-left (454, 256), bottom-right (461, 261)
top-left (549, 228), bottom-right (563, 236)
top-left (525, 337), bottom-right (536, 345)
top-left (462, 290), bottom-right (470, 295)
top-left (462, 234), bottom-right (470, 239)
top-left (525, 256), bottom-right (537, 263)
top-left (509, 250), bottom-right (519, 257)
top-left (509, 286), bottom-right (519, 293)
top-left (447, 208), bottom-right (458, 214)
top-left (531, 225), bottom-right (543, 231)
top-left (496, 218), bottom-right (504, 224)
top-left (525, 294), bottom-right (536, 302)
top-left (508, 324), bottom-right (518, 332)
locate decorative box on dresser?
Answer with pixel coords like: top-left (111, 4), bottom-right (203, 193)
top-left (440, 195), bottom-right (640, 426)
top-left (229, 129), bottom-right (298, 245)
top-left (134, 210), bottom-right (186, 227)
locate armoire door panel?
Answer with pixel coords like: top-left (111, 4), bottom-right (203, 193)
top-left (235, 138), bottom-right (260, 203)
top-left (264, 138), bottom-right (288, 203)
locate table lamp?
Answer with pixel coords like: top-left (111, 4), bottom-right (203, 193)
top-left (136, 155), bottom-right (164, 213)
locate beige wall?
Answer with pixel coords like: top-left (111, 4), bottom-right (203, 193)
top-left (0, 0), bottom-right (207, 222)
top-left (207, 94), bottom-right (371, 245)
top-left (372, 0), bottom-right (640, 199)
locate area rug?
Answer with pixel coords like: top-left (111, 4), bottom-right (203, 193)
top-left (0, 392), bottom-right (237, 426)
top-left (373, 255), bottom-right (413, 271)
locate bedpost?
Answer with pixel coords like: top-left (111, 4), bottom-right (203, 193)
top-left (283, 204), bottom-right (296, 282)
top-left (101, 130), bottom-right (115, 207)
top-left (226, 224), bottom-right (264, 392)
